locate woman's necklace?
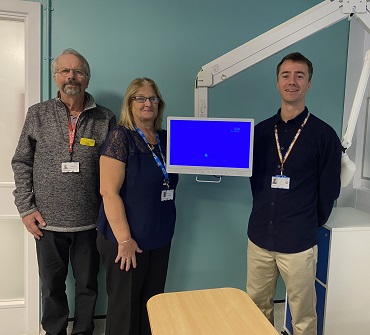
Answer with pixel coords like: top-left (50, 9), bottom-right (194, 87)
top-left (148, 143), bottom-right (155, 151)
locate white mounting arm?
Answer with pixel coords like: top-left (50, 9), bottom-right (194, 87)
top-left (194, 0), bottom-right (370, 186)
top-left (340, 49), bottom-right (370, 186)
top-left (194, 0), bottom-right (365, 117)
top-left (341, 50), bottom-right (370, 150)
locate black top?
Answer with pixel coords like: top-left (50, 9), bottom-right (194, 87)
top-left (96, 126), bottom-right (179, 250)
top-left (248, 107), bottom-right (342, 253)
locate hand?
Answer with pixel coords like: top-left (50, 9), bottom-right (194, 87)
top-left (22, 211), bottom-right (46, 239)
top-left (115, 239), bottom-right (143, 271)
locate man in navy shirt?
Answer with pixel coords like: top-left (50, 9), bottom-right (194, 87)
top-left (247, 52), bottom-right (341, 335)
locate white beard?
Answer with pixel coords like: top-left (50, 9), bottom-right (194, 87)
top-left (63, 86), bottom-right (81, 96)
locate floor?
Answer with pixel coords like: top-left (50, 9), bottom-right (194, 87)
top-left (274, 301), bottom-right (285, 334)
top-left (64, 302), bottom-right (286, 335)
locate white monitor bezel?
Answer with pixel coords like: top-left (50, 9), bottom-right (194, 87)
top-left (166, 116), bottom-right (254, 177)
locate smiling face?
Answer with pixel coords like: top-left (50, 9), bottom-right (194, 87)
top-left (131, 84), bottom-right (159, 127)
top-left (53, 53), bottom-right (89, 97)
top-left (277, 60), bottom-right (311, 108)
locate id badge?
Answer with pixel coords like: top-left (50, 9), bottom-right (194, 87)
top-left (161, 189), bottom-right (174, 201)
top-left (62, 162), bottom-right (80, 173)
top-left (271, 175), bottom-right (290, 189)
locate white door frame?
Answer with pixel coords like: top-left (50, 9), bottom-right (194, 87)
top-left (0, 1), bottom-right (41, 334)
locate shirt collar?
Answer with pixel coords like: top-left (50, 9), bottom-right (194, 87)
top-left (275, 107), bottom-right (309, 125)
top-left (55, 92), bottom-right (96, 112)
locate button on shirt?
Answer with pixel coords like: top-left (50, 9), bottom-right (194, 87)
top-left (248, 108), bottom-right (342, 253)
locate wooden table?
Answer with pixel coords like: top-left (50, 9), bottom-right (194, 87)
top-left (147, 287), bottom-right (279, 334)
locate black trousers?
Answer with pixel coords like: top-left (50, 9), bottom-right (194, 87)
top-left (36, 229), bottom-right (99, 335)
top-left (97, 233), bottom-right (171, 335)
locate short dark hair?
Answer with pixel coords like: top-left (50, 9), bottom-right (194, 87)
top-left (276, 52), bottom-right (313, 81)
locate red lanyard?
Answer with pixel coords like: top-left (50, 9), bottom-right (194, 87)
top-left (68, 115), bottom-right (80, 154)
top-left (274, 113), bottom-right (310, 175)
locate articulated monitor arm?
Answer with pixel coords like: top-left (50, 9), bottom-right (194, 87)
top-left (194, 0), bottom-right (370, 187)
top-left (341, 49), bottom-right (370, 186)
top-left (341, 50), bottom-right (370, 150)
top-left (194, 0), bottom-right (357, 117)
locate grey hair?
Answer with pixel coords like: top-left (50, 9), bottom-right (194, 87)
top-left (51, 48), bottom-right (91, 79)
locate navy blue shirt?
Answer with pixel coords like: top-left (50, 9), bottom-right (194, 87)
top-left (96, 126), bottom-right (178, 250)
top-left (248, 108), bottom-right (341, 253)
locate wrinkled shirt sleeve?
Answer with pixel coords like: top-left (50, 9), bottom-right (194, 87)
top-left (11, 106), bottom-right (38, 217)
top-left (317, 129), bottom-right (342, 226)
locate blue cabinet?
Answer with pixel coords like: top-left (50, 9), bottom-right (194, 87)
top-left (283, 207), bottom-right (370, 335)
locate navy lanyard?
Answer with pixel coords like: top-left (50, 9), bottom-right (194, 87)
top-left (136, 127), bottom-right (170, 189)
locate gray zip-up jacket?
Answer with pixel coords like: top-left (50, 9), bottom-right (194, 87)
top-left (12, 93), bottom-right (116, 232)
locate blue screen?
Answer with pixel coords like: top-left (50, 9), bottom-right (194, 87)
top-left (169, 119), bottom-right (252, 168)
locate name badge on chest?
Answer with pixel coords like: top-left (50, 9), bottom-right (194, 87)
top-left (62, 162), bottom-right (80, 173)
top-left (161, 189), bottom-right (174, 201)
top-left (271, 175), bottom-right (290, 189)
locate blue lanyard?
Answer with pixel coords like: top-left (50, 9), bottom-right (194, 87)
top-left (136, 127), bottom-right (170, 189)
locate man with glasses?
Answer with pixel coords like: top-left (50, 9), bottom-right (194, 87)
top-left (246, 52), bottom-right (341, 335)
top-left (12, 48), bottom-right (116, 335)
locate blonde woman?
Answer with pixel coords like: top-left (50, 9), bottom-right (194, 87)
top-left (96, 78), bottom-right (178, 335)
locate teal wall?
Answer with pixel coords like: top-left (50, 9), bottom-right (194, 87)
top-left (32, 0), bottom-right (349, 316)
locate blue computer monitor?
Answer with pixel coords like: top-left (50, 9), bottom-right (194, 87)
top-left (166, 116), bottom-right (254, 177)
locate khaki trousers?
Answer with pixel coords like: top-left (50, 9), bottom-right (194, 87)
top-left (247, 239), bottom-right (318, 335)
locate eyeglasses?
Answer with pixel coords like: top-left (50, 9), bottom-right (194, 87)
top-left (131, 96), bottom-right (161, 104)
top-left (56, 68), bottom-right (86, 78)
